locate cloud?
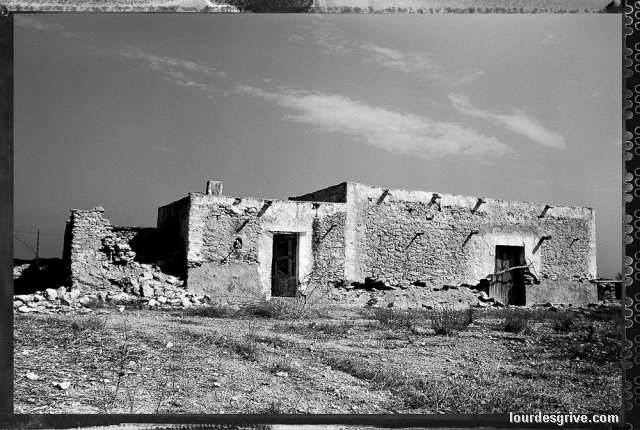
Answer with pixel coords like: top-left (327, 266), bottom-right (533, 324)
top-left (289, 21), bottom-right (481, 86)
top-left (542, 34), bottom-right (566, 46)
top-left (237, 86), bottom-right (512, 159)
top-left (117, 46), bottom-right (227, 97)
top-left (362, 44), bottom-right (483, 85)
top-left (449, 93), bottom-right (566, 149)
top-left (15, 16), bottom-right (76, 37)
top-left (289, 20), bottom-right (353, 55)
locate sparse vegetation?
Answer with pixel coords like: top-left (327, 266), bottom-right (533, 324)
top-left (552, 312), bottom-right (575, 332)
top-left (430, 306), bottom-right (473, 336)
top-left (502, 308), bottom-right (531, 334)
top-left (14, 303), bottom-right (621, 414)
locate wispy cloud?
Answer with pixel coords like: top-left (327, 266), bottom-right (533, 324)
top-left (362, 44), bottom-right (484, 85)
top-left (289, 21), bottom-right (481, 86)
top-left (289, 19), bottom-right (353, 55)
top-left (449, 93), bottom-right (566, 149)
top-left (117, 46), bottom-right (227, 97)
top-left (542, 34), bottom-right (566, 46)
top-left (15, 16), bottom-right (76, 37)
top-left (237, 86), bottom-right (512, 159)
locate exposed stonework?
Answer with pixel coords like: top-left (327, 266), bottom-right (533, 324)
top-left (184, 193), bottom-right (346, 302)
top-left (63, 207), bottom-right (112, 290)
top-left (293, 181), bottom-right (597, 305)
top-left (63, 180), bottom-right (598, 307)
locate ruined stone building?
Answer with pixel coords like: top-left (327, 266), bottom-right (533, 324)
top-left (63, 180), bottom-right (598, 307)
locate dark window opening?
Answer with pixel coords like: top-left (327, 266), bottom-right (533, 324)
top-left (271, 233), bottom-right (298, 297)
top-left (490, 245), bottom-right (526, 306)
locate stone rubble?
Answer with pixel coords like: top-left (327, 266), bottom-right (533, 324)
top-left (13, 263), bottom-right (210, 314)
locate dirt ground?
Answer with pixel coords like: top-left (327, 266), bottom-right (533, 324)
top-left (14, 302), bottom-right (621, 415)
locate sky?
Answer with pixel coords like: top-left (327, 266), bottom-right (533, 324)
top-left (14, 13), bottom-right (622, 277)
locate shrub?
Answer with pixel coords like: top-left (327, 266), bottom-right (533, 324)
top-left (464, 307), bottom-right (475, 326)
top-left (503, 309), bottom-right (530, 334)
top-left (184, 303), bottom-right (233, 318)
top-left (241, 297), bottom-right (307, 319)
top-left (71, 315), bottom-right (107, 334)
top-left (430, 306), bottom-right (471, 336)
top-left (552, 313), bottom-right (575, 332)
top-left (369, 308), bottom-right (426, 332)
top-left (218, 334), bottom-right (260, 361)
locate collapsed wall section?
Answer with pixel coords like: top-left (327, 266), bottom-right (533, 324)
top-left (63, 207), bottom-right (162, 290)
top-left (345, 182), bottom-right (597, 305)
top-left (184, 193), bottom-right (346, 302)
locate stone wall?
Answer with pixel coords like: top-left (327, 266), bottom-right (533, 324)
top-left (63, 208), bottom-right (162, 290)
top-left (63, 207), bottom-right (112, 289)
top-left (342, 182), bottom-right (597, 305)
top-left (184, 193), bottom-right (346, 302)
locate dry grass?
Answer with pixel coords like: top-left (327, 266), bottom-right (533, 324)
top-left (14, 303), bottom-right (622, 414)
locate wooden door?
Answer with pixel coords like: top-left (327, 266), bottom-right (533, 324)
top-left (490, 245), bottom-right (526, 305)
top-left (271, 234), bottom-right (298, 297)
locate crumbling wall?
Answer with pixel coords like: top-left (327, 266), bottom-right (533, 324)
top-left (63, 207), bottom-right (112, 289)
top-left (184, 193), bottom-right (346, 302)
top-left (344, 182), bottom-right (597, 305)
top-left (63, 208), bottom-right (163, 290)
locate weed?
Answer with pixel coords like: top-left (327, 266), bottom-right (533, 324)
top-left (310, 320), bottom-right (355, 336)
top-left (71, 315), bottom-right (107, 334)
top-left (552, 313), bottom-right (575, 332)
top-left (464, 307), bottom-right (475, 326)
top-left (261, 401), bottom-right (287, 414)
top-left (184, 303), bottom-right (234, 318)
top-left (267, 358), bottom-right (296, 375)
top-left (218, 335), bottom-right (260, 361)
top-left (368, 308), bottom-right (425, 332)
top-left (502, 309), bottom-right (530, 334)
top-left (253, 335), bottom-right (292, 350)
top-left (430, 307), bottom-right (471, 336)
top-left (241, 298), bottom-right (307, 319)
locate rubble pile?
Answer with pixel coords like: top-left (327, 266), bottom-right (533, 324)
top-left (13, 263), bottom-right (209, 314)
top-left (101, 235), bottom-right (136, 265)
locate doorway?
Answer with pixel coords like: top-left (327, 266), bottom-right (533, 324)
top-left (271, 233), bottom-right (298, 297)
top-left (490, 245), bottom-right (526, 305)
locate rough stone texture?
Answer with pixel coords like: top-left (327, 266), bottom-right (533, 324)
top-left (63, 208), bottom-right (165, 291)
top-left (292, 181), bottom-right (597, 305)
top-left (206, 180), bottom-right (223, 196)
top-left (62, 208), bottom-right (112, 290)
top-left (183, 193), bottom-right (346, 302)
top-left (61, 180), bottom-right (597, 307)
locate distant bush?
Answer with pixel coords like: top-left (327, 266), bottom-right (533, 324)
top-left (241, 297), bottom-right (308, 319)
top-left (552, 313), bottom-right (575, 332)
top-left (369, 308), bottom-right (424, 331)
top-left (503, 309), bottom-right (530, 334)
top-left (184, 302), bottom-right (233, 318)
top-left (71, 315), bottom-right (107, 334)
top-left (464, 307), bottom-right (475, 326)
top-left (431, 306), bottom-right (472, 336)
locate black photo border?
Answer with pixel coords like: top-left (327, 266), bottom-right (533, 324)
top-left (0, 1), bottom-right (631, 428)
